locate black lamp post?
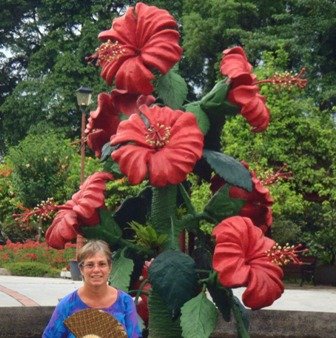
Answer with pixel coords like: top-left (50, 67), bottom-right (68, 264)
top-left (73, 86), bottom-right (92, 274)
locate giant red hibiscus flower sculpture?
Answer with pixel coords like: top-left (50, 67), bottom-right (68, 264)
top-left (110, 105), bottom-right (204, 187)
top-left (85, 93), bottom-right (120, 158)
top-left (95, 2), bottom-right (182, 94)
top-left (220, 46), bottom-right (270, 132)
top-left (211, 162), bottom-right (273, 233)
top-left (212, 216), bottom-right (284, 310)
top-left (86, 91), bottom-right (156, 157)
top-left (46, 172), bottom-right (113, 249)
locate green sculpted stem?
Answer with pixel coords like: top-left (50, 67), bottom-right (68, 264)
top-left (151, 185), bottom-right (177, 235)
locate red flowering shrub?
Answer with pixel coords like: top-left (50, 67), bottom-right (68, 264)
top-left (0, 240), bottom-right (75, 271)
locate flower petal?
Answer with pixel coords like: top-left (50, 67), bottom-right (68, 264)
top-left (45, 210), bottom-right (78, 249)
top-left (85, 92), bottom-right (120, 157)
top-left (112, 145), bottom-right (153, 184)
top-left (115, 57), bottom-right (155, 95)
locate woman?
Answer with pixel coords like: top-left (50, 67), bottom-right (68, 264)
top-left (43, 240), bottom-right (142, 337)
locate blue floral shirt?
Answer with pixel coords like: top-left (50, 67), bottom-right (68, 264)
top-left (43, 289), bottom-right (142, 338)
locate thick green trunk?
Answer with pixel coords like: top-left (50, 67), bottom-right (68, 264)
top-left (150, 185), bottom-right (177, 235)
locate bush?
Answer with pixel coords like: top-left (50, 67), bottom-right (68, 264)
top-left (3, 261), bottom-right (60, 277)
top-left (7, 128), bottom-right (78, 207)
top-left (0, 240), bottom-right (76, 274)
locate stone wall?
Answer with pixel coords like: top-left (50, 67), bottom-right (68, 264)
top-left (0, 306), bottom-right (335, 337)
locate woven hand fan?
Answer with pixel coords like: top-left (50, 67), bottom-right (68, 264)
top-left (64, 308), bottom-right (127, 338)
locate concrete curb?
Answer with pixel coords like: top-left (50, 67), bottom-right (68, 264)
top-left (0, 306), bottom-right (335, 338)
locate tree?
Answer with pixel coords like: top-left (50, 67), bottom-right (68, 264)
top-left (0, 1), bottom-right (136, 154)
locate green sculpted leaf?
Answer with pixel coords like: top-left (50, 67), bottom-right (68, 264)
top-left (148, 290), bottom-right (182, 338)
top-left (232, 296), bottom-right (250, 338)
top-left (108, 249), bottom-right (134, 291)
top-left (184, 102), bottom-right (210, 134)
top-left (81, 209), bottom-right (122, 246)
top-left (156, 70), bottom-right (188, 109)
top-left (180, 292), bottom-right (218, 338)
top-left (199, 80), bottom-right (239, 151)
top-left (100, 143), bottom-right (114, 161)
top-left (149, 250), bottom-right (198, 313)
top-left (102, 157), bottom-right (123, 178)
top-left (207, 284), bottom-right (232, 322)
top-left (203, 149), bottom-right (252, 191)
top-left (200, 80), bottom-right (232, 114)
top-left (204, 185), bottom-right (245, 223)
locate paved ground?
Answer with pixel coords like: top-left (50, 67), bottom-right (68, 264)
top-left (0, 275), bottom-right (335, 313)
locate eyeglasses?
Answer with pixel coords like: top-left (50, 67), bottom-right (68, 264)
top-left (80, 262), bottom-right (109, 270)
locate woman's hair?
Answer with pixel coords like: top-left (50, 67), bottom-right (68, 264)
top-left (77, 240), bottom-right (112, 267)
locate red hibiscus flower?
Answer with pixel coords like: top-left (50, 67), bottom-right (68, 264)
top-left (96, 2), bottom-right (182, 94)
top-left (86, 91), bottom-right (156, 157)
top-left (220, 46), bottom-right (270, 132)
top-left (211, 163), bottom-right (273, 233)
top-left (110, 105), bottom-right (204, 187)
top-left (220, 46), bottom-right (255, 80)
top-left (46, 172), bottom-right (113, 249)
top-left (85, 92), bottom-right (120, 157)
top-left (212, 216), bottom-right (284, 310)
top-left (111, 89), bottom-right (156, 116)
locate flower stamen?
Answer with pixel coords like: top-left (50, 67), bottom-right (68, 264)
top-left (13, 198), bottom-right (59, 223)
top-left (255, 68), bottom-right (308, 89)
top-left (266, 243), bottom-right (308, 266)
top-left (96, 40), bottom-right (126, 65)
top-left (145, 123), bottom-right (171, 148)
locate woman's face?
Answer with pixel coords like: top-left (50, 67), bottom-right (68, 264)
top-left (80, 252), bottom-right (111, 287)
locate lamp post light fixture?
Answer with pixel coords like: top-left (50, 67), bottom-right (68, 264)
top-left (76, 86), bottom-right (92, 184)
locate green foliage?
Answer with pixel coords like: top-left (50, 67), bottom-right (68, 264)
top-left (271, 217), bottom-right (303, 246)
top-left (207, 283), bottom-right (231, 322)
top-left (3, 261), bottom-right (60, 277)
top-left (105, 178), bottom-right (148, 210)
top-left (81, 209), bottom-right (122, 247)
top-left (108, 249), bottom-right (134, 291)
top-left (155, 69), bottom-right (188, 109)
top-left (303, 226), bottom-right (336, 265)
top-left (203, 150), bottom-right (252, 191)
top-left (0, 1), bottom-right (126, 151)
top-left (302, 202), bottom-right (336, 265)
top-left (7, 128), bottom-right (78, 207)
top-left (184, 102), bottom-right (210, 134)
top-left (180, 292), bottom-right (218, 338)
top-left (0, 240), bottom-right (75, 272)
top-left (149, 250), bottom-right (198, 313)
top-left (148, 290), bottom-right (183, 338)
top-left (232, 296), bottom-right (250, 338)
top-left (0, 163), bottom-right (18, 224)
top-left (129, 222), bottom-right (168, 253)
top-left (187, 176), bottom-right (209, 212)
top-left (204, 185), bottom-right (245, 223)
